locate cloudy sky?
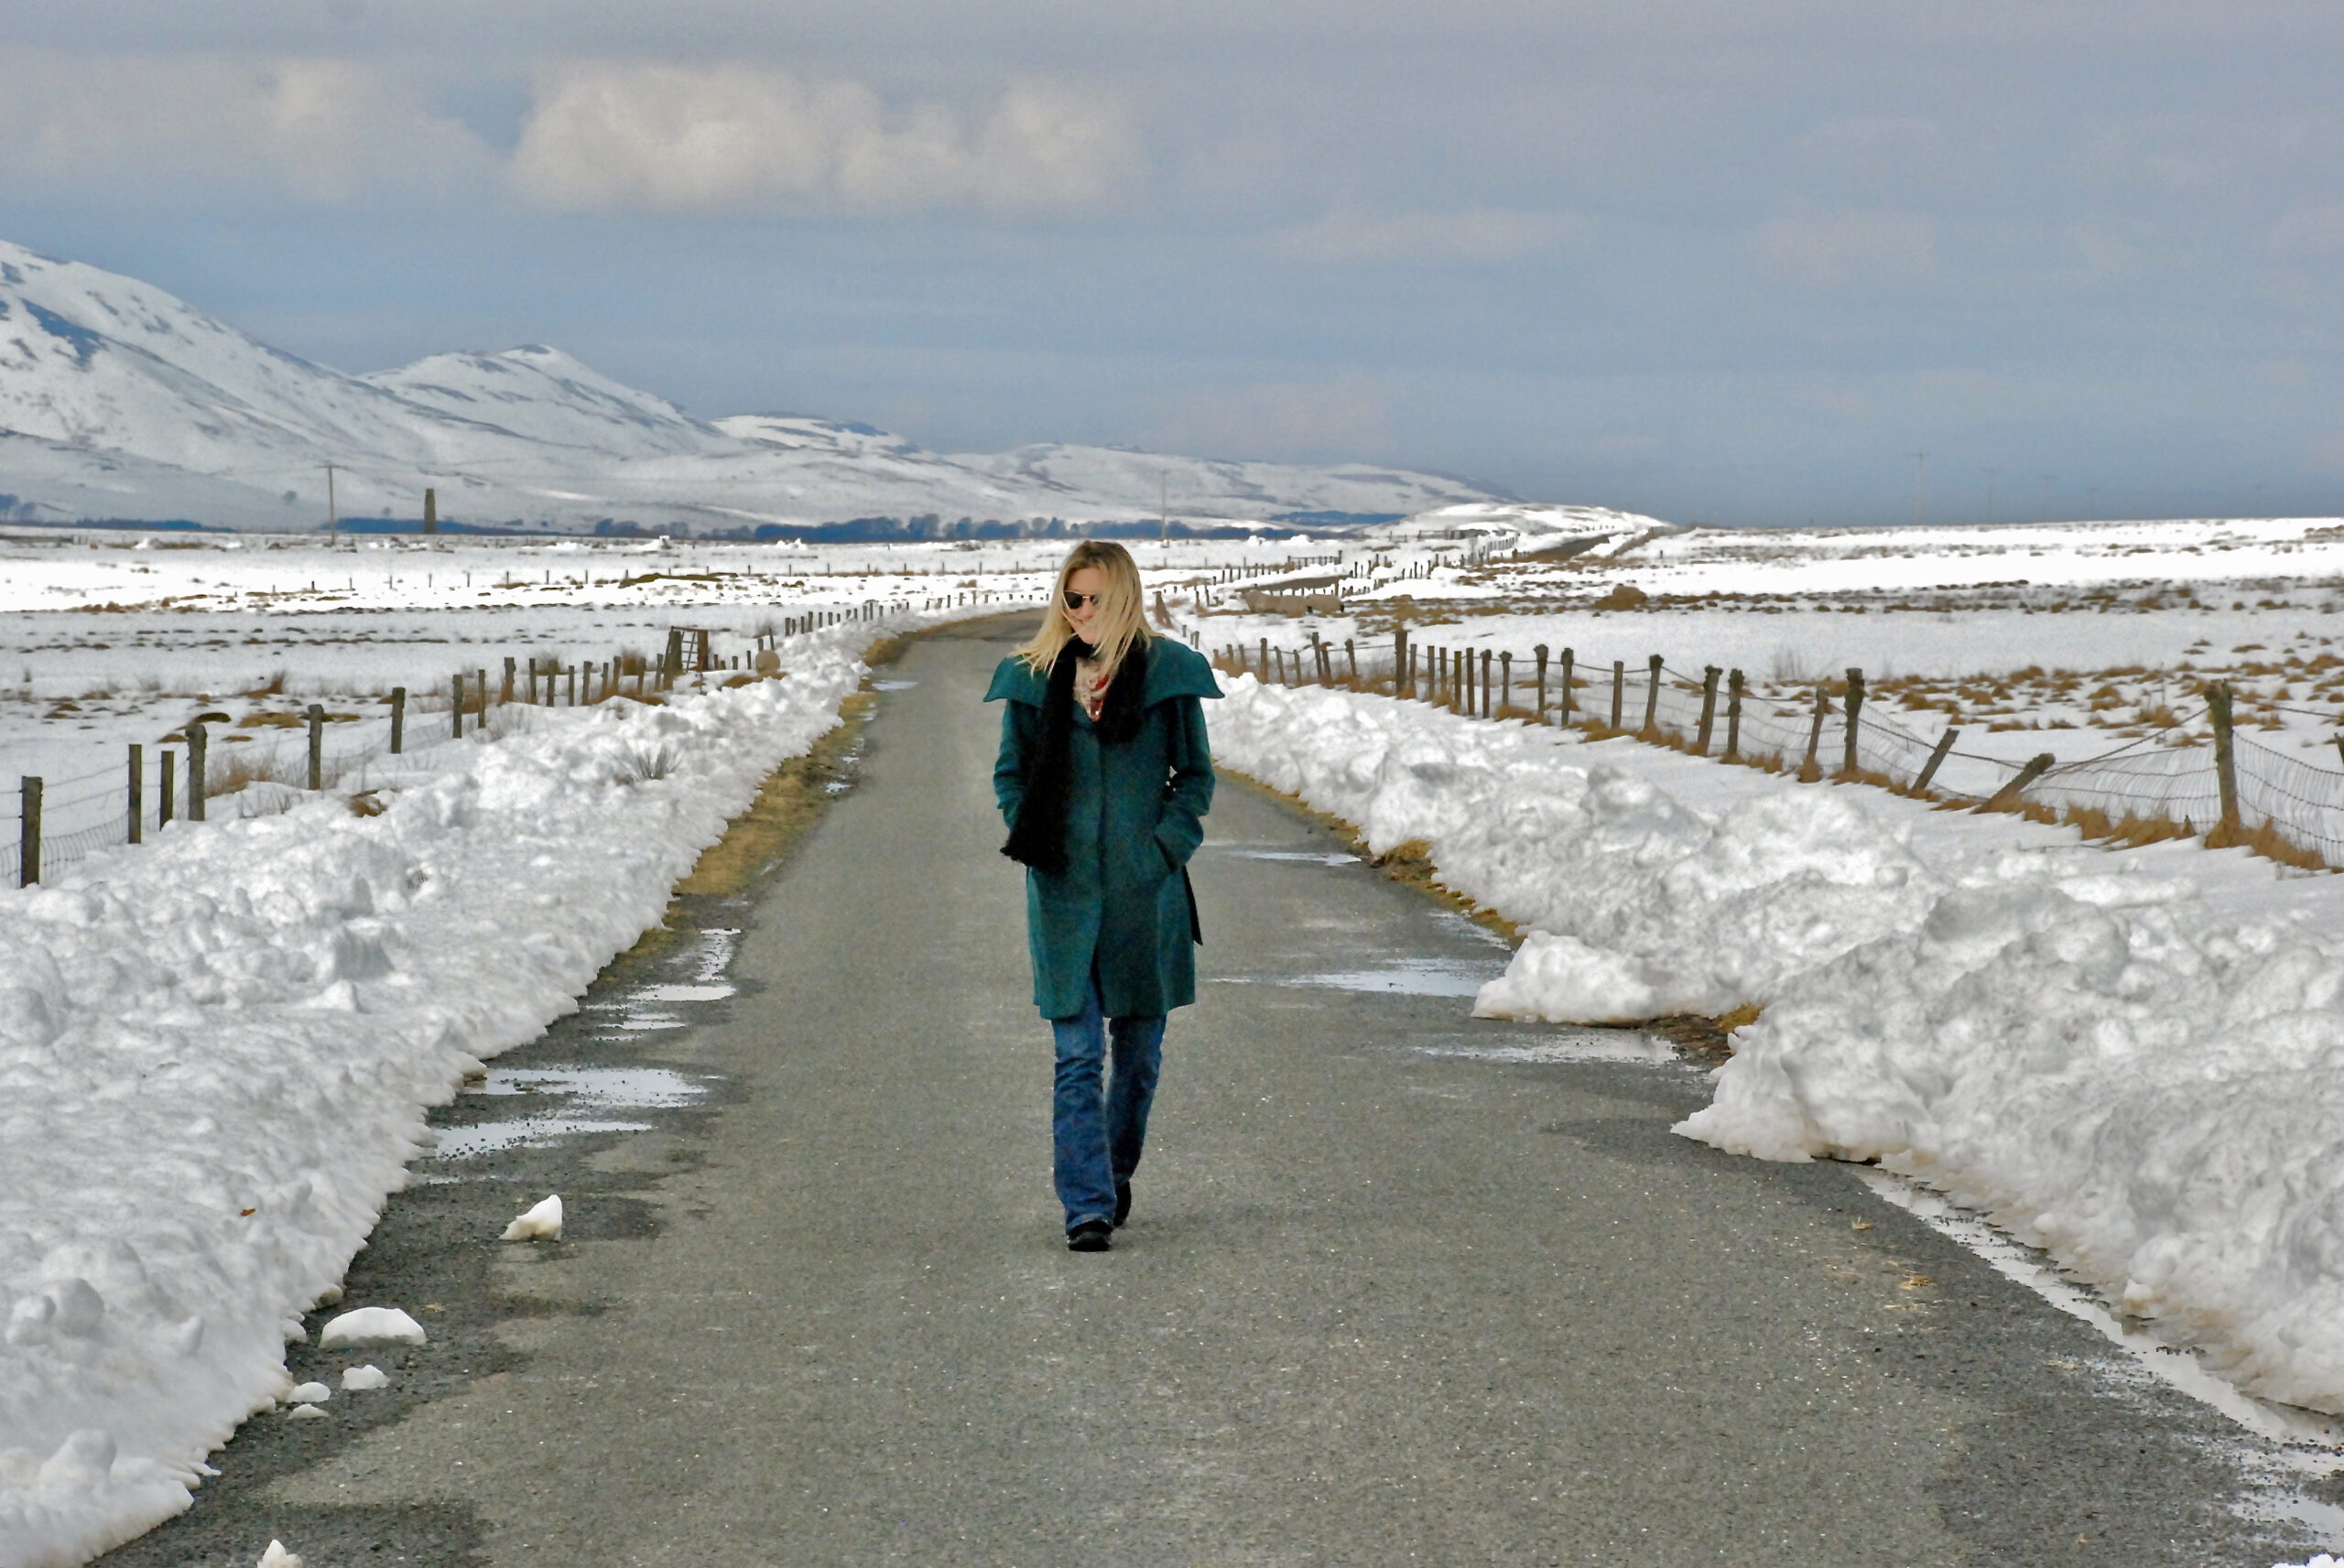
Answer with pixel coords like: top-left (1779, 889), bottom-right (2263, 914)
top-left (3, 0), bottom-right (2339, 524)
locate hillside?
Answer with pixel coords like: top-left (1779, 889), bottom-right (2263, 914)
top-left (0, 241), bottom-right (1514, 535)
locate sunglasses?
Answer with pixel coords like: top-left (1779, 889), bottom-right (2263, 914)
top-left (1062, 589), bottom-right (1104, 610)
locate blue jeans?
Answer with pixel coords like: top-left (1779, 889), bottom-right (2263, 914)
top-left (1050, 979), bottom-right (1166, 1232)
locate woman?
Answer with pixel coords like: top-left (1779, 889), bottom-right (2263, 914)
top-left (987, 540), bottom-right (1221, 1252)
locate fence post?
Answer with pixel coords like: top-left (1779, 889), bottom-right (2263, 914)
top-left (502, 656), bottom-right (516, 706)
top-left (1802, 689), bottom-right (1830, 779)
top-left (1725, 669), bottom-right (1743, 761)
top-left (477, 668), bottom-right (489, 715)
top-left (1842, 667), bottom-right (1866, 776)
top-left (307, 704), bottom-right (326, 790)
top-left (188, 719), bottom-right (215, 820)
top-left (127, 744), bottom-right (143, 845)
top-left (1559, 649), bottom-right (1575, 728)
top-left (1534, 645), bottom-right (1548, 719)
top-left (159, 750), bottom-right (175, 827)
top-left (2208, 682), bottom-right (2239, 828)
top-left (1980, 753), bottom-right (2056, 814)
top-left (18, 777), bottom-right (38, 887)
top-left (1394, 629), bottom-right (1411, 697)
top-left (1259, 638), bottom-right (1270, 680)
top-left (665, 629), bottom-right (685, 683)
top-left (452, 675), bottom-right (465, 738)
top-left (391, 687), bottom-right (406, 753)
top-left (1695, 666), bottom-right (1721, 755)
top-left (1499, 651), bottom-right (1512, 714)
top-left (1481, 650), bottom-right (1493, 718)
top-left (1915, 726), bottom-right (1960, 794)
top-left (1345, 639), bottom-right (1357, 683)
top-left (1610, 660), bottom-right (1624, 729)
top-left (1642, 654), bottom-right (1663, 734)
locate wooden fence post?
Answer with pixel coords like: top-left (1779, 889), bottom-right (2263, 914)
top-left (391, 687), bottom-right (406, 753)
top-left (1534, 645), bottom-right (1549, 719)
top-left (1500, 651), bottom-right (1513, 714)
top-left (1259, 638), bottom-right (1270, 680)
top-left (1481, 650), bottom-right (1493, 718)
top-left (307, 704), bottom-right (326, 790)
top-left (18, 777), bottom-right (38, 886)
top-left (1695, 666), bottom-right (1721, 755)
top-left (159, 750), bottom-right (175, 827)
top-left (1345, 639), bottom-right (1358, 683)
top-left (1979, 753), bottom-right (2056, 814)
top-left (1842, 667), bottom-right (1866, 776)
top-left (127, 744), bottom-right (143, 845)
top-left (1724, 669), bottom-right (1743, 761)
top-left (2208, 682), bottom-right (2239, 827)
top-left (502, 656), bottom-right (516, 706)
top-left (1802, 689), bottom-right (1829, 779)
top-left (452, 675), bottom-right (465, 738)
top-left (1394, 629), bottom-right (1410, 697)
top-left (1915, 726), bottom-right (1960, 794)
top-left (1559, 649), bottom-right (1575, 728)
top-left (477, 668), bottom-right (489, 715)
top-left (188, 719), bottom-right (213, 820)
top-left (1642, 654), bottom-right (1663, 734)
top-left (665, 629), bottom-right (686, 683)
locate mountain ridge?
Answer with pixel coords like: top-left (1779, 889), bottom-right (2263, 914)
top-left (0, 240), bottom-right (1522, 536)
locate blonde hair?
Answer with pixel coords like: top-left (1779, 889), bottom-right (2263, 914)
top-left (1016, 539), bottom-right (1154, 675)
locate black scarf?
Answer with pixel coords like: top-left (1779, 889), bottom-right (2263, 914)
top-left (1003, 637), bottom-right (1148, 875)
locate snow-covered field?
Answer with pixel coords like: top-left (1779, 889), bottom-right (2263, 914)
top-left (11, 514), bottom-right (2344, 1563)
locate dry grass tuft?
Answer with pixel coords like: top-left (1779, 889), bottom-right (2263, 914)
top-left (2205, 816), bottom-right (2330, 871)
top-left (2062, 805), bottom-right (2197, 849)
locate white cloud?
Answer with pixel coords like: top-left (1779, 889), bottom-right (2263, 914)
top-left (0, 53), bottom-right (496, 203)
top-left (510, 62), bottom-right (1139, 214)
top-left (1754, 208), bottom-right (1937, 288)
top-left (2269, 201), bottom-right (2344, 258)
top-left (1267, 206), bottom-right (1589, 264)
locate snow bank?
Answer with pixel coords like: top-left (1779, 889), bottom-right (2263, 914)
top-left (1210, 673), bottom-right (2344, 1416)
top-left (0, 632), bottom-right (870, 1566)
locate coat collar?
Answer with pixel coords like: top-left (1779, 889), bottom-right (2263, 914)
top-left (985, 637), bottom-right (1222, 708)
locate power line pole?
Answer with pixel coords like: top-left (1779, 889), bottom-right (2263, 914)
top-left (1909, 451), bottom-right (1927, 527)
top-left (1980, 467), bottom-right (1999, 525)
top-left (324, 462), bottom-right (338, 533)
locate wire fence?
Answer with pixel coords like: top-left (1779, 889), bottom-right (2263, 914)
top-left (1207, 626), bottom-right (2344, 873)
top-left (3, 598), bottom-right (959, 887)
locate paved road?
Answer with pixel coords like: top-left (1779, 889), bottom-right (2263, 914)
top-left (107, 622), bottom-right (2318, 1566)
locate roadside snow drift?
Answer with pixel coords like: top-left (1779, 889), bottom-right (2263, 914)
top-left (0, 633), bottom-right (866, 1566)
top-left (1209, 673), bottom-right (2344, 1415)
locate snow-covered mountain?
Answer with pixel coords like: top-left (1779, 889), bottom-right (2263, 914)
top-left (0, 240), bottom-right (1518, 535)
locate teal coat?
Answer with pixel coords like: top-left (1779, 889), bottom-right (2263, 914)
top-left (987, 638), bottom-right (1221, 1020)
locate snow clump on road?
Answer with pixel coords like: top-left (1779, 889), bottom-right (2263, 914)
top-left (1210, 671), bottom-right (2344, 1416)
top-left (0, 630), bottom-right (870, 1566)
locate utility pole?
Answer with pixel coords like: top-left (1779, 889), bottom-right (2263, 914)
top-left (1909, 451), bottom-right (1927, 527)
top-left (1980, 467), bottom-right (1999, 525)
top-left (324, 462), bottom-right (338, 532)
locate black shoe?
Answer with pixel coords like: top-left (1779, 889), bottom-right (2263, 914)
top-left (1067, 1219), bottom-right (1113, 1252)
top-left (1112, 1181), bottom-right (1132, 1228)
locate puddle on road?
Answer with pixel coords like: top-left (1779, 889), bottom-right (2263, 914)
top-left (436, 1065), bottom-right (712, 1160)
top-left (1281, 960), bottom-right (1495, 997)
top-left (1223, 849), bottom-right (1361, 867)
top-left (1415, 1033), bottom-right (1680, 1065)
